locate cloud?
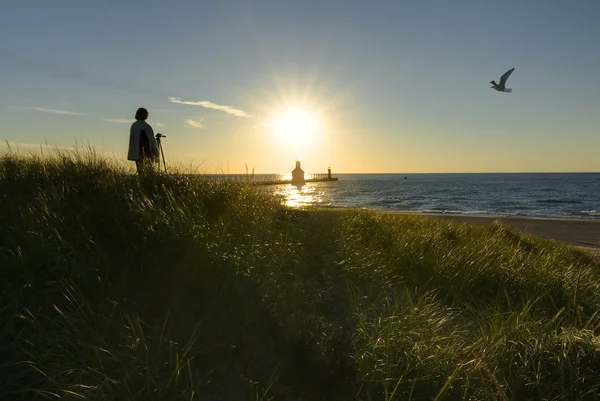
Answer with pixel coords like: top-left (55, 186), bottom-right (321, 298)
top-left (169, 97), bottom-right (252, 118)
top-left (12, 106), bottom-right (86, 115)
top-left (185, 118), bottom-right (203, 129)
top-left (103, 118), bottom-right (133, 123)
top-left (104, 118), bottom-right (164, 127)
top-left (1, 141), bottom-right (72, 151)
top-left (253, 121), bottom-right (272, 128)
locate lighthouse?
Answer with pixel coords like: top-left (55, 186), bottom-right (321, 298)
top-left (291, 160), bottom-right (305, 185)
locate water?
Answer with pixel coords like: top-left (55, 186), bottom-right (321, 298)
top-left (268, 173), bottom-right (600, 220)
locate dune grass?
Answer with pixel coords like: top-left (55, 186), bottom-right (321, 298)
top-left (2, 150), bottom-right (600, 400)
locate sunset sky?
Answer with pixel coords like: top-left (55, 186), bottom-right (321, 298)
top-left (1, 0), bottom-right (599, 173)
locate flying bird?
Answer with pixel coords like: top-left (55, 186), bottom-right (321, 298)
top-left (490, 67), bottom-right (515, 93)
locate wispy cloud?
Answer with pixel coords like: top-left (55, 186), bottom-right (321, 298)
top-left (169, 97), bottom-right (252, 118)
top-left (12, 106), bottom-right (86, 115)
top-left (2, 141), bottom-right (72, 151)
top-left (253, 121), bottom-right (272, 128)
top-left (104, 118), bottom-right (164, 127)
top-left (103, 118), bottom-right (132, 123)
top-left (1, 142), bottom-right (124, 158)
top-left (185, 118), bottom-right (204, 129)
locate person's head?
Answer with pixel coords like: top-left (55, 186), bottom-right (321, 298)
top-left (135, 107), bottom-right (149, 120)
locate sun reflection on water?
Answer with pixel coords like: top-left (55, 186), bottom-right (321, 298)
top-left (275, 183), bottom-right (322, 207)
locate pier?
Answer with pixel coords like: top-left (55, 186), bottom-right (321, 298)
top-left (201, 162), bottom-right (338, 186)
top-left (253, 173), bottom-right (338, 186)
top-left (200, 172), bottom-right (338, 186)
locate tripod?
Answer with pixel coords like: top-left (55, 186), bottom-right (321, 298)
top-left (155, 133), bottom-right (167, 173)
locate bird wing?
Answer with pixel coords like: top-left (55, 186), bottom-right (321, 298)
top-left (499, 68), bottom-right (515, 86)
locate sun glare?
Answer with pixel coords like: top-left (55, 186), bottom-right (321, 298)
top-left (273, 107), bottom-right (320, 148)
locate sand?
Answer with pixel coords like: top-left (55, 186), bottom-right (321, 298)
top-left (324, 207), bottom-right (600, 263)
top-left (421, 214), bottom-right (600, 264)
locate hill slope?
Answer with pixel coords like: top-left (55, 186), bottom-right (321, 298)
top-left (2, 153), bottom-right (600, 400)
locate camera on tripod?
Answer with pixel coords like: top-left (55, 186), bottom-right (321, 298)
top-left (156, 133), bottom-right (166, 139)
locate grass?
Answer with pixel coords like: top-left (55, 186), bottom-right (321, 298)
top-left (2, 149), bottom-right (600, 400)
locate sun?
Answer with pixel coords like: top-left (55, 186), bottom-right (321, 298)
top-left (273, 107), bottom-right (320, 147)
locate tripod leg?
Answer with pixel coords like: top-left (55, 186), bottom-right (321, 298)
top-left (160, 142), bottom-right (167, 173)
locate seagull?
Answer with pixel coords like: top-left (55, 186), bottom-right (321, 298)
top-left (490, 67), bottom-right (515, 93)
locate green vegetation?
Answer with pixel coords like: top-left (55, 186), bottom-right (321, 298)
top-left (2, 151), bottom-right (600, 400)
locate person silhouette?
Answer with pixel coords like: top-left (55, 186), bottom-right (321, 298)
top-left (127, 108), bottom-right (159, 173)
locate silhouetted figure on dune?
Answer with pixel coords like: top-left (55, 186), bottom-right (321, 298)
top-left (128, 107), bottom-right (159, 173)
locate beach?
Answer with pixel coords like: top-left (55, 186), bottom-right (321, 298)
top-left (422, 214), bottom-right (600, 263)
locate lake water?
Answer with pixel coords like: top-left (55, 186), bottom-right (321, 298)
top-left (267, 173), bottom-right (600, 220)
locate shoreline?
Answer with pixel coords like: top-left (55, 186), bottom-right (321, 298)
top-left (312, 205), bottom-right (599, 223)
top-left (389, 211), bottom-right (600, 264)
top-left (315, 206), bottom-right (600, 262)
top-left (316, 205), bottom-right (600, 225)
top-left (316, 206), bottom-right (600, 247)
top-left (415, 213), bottom-right (600, 247)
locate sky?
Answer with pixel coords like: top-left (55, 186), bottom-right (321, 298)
top-left (1, 0), bottom-right (599, 173)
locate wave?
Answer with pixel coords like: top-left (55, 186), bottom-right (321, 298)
top-left (270, 174), bottom-right (600, 221)
top-left (571, 210), bottom-right (598, 217)
top-left (373, 208), bottom-right (600, 221)
top-left (535, 199), bottom-right (584, 205)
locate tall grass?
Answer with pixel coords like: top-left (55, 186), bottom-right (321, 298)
top-left (2, 150), bottom-right (600, 400)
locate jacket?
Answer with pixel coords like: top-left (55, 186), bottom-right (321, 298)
top-left (128, 120), bottom-right (159, 161)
